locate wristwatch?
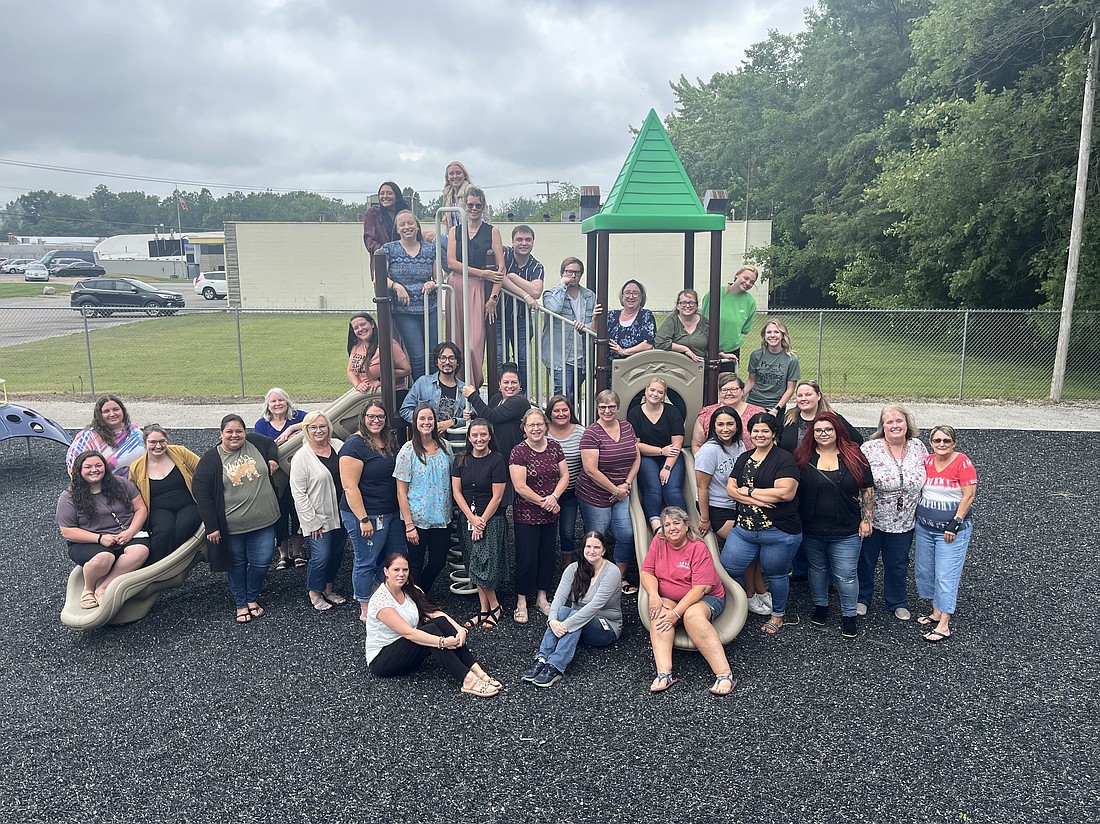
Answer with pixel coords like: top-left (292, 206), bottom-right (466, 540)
top-left (359, 516), bottom-right (371, 524)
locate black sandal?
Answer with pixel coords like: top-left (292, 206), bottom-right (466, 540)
top-left (275, 556), bottom-right (290, 571)
top-left (464, 611), bottom-right (489, 629)
top-left (482, 605), bottom-right (503, 628)
top-left (293, 554), bottom-right (308, 569)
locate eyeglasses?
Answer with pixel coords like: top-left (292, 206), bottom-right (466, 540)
top-left (718, 388), bottom-right (738, 395)
top-left (437, 355), bottom-right (457, 362)
top-left (465, 202), bottom-right (484, 210)
top-left (365, 414), bottom-right (386, 422)
top-left (563, 269), bottom-right (583, 276)
top-left (306, 424), bottom-right (329, 432)
top-left (146, 439), bottom-right (168, 446)
top-left (597, 404), bottom-right (619, 411)
top-left (525, 422), bottom-right (546, 428)
top-left (931, 437), bottom-right (954, 444)
top-left (677, 300), bottom-right (698, 307)
top-left (813, 427), bottom-right (835, 435)
top-left (622, 291), bottom-right (641, 297)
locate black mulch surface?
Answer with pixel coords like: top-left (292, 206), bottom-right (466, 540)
top-left (2, 429), bottom-right (1097, 823)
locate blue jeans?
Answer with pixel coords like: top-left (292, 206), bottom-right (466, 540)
top-left (914, 521), bottom-right (972, 615)
top-left (342, 509), bottom-right (406, 602)
top-left (802, 533), bottom-right (862, 617)
top-left (858, 528), bottom-right (913, 610)
top-left (790, 542), bottom-right (809, 578)
top-left (552, 364), bottom-right (586, 400)
top-left (557, 490), bottom-right (579, 556)
top-left (305, 526), bottom-right (347, 593)
top-left (579, 498), bottom-right (633, 564)
top-left (636, 455), bottom-right (686, 523)
top-left (721, 526), bottom-right (802, 616)
top-left (497, 309), bottom-right (529, 391)
top-left (536, 605), bottom-right (620, 673)
top-left (225, 525), bottom-right (276, 608)
top-left (392, 312), bottom-right (439, 383)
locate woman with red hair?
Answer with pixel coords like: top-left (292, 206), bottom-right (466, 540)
top-left (793, 411), bottom-right (874, 639)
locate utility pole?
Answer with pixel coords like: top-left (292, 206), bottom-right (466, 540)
top-left (536, 180), bottom-right (560, 219)
top-left (1051, 12), bottom-right (1099, 402)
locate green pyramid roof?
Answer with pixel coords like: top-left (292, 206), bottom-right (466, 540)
top-left (581, 109), bottom-right (725, 233)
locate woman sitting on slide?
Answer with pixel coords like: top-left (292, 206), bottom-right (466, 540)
top-left (127, 425), bottom-right (201, 564)
top-left (346, 311), bottom-right (412, 394)
top-left (66, 395), bottom-right (144, 476)
top-left (365, 552), bottom-right (502, 698)
top-left (57, 450), bottom-right (150, 609)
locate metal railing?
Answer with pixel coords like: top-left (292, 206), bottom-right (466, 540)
top-left (1, 305), bottom-right (1097, 403)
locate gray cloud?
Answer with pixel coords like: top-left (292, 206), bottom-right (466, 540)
top-left (1, 0), bottom-right (808, 207)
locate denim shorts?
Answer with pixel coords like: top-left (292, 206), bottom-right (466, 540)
top-left (702, 593), bottom-right (725, 620)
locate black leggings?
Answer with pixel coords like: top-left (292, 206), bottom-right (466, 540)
top-left (406, 527), bottom-right (450, 595)
top-left (368, 616), bottom-right (475, 683)
top-left (147, 503), bottom-right (202, 564)
top-left (514, 521), bottom-right (557, 596)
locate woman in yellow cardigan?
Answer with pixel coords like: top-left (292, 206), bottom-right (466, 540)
top-left (127, 425), bottom-right (201, 563)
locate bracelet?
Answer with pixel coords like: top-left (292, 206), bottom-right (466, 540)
top-left (96, 534), bottom-right (102, 545)
top-left (406, 526), bottom-right (418, 534)
top-left (948, 518), bottom-right (965, 533)
top-left (438, 637), bottom-right (445, 649)
top-left (672, 608), bottom-right (682, 619)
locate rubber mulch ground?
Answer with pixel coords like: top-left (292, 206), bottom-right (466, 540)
top-left (2, 428), bottom-right (1096, 823)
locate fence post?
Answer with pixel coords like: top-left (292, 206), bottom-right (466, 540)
top-left (235, 308), bottom-right (246, 398)
top-left (816, 311), bottom-right (824, 382)
top-left (958, 309), bottom-right (970, 400)
top-left (82, 308), bottom-right (95, 397)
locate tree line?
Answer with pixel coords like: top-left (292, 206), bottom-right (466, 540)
top-left (667, 0), bottom-right (1100, 310)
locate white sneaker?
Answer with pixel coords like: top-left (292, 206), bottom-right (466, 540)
top-left (894, 607), bottom-right (912, 621)
top-left (856, 603), bottom-right (868, 616)
top-left (761, 591), bottom-right (773, 610)
top-left (747, 594), bottom-right (771, 616)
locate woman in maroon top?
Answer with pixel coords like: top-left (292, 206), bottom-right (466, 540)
top-left (509, 408), bottom-right (569, 623)
top-left (576, 389), bottom-right (641, 593)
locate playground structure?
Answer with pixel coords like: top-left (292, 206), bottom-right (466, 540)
top-left (0, 379), bottom-right (72, 454)
top-left (58, 109), bottom-right (750, 641)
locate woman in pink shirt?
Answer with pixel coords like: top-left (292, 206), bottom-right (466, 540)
top-left (640, 506), bottom-right (735, 697)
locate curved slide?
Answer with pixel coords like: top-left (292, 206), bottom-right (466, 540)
top-left (59, 388), bottom-right (375, 630)
top-left (628, 449), bottom-right (748, 651)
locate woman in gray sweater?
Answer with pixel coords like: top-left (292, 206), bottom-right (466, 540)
top-left (521, 531), bottom-right (622, 688)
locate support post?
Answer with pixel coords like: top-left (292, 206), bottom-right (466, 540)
top-left (594, 230), bottom-right (611, 406)
top-left (704, 230), bottom-right (722, 404)
top-left (683, 232), bottom-right (695, 291)
top-left (373, 250), bottom-right (397, 421)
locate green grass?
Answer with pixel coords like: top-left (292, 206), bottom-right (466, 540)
top-left (3, 309), bottom-right (1099, 402)
top-left (0, 283), bottom-right (73, 297)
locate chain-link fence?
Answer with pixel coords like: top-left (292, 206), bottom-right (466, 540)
top-left (1, 305), bottom-right (1098, 402)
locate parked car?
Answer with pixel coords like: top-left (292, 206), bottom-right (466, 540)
top-left (194, 270), bottom-right (228, 300)
top-left (40, 250), bottom-right (96, 267)
top-left (70, 277), bottom-right (185, 316)
top-left (53, 261), bottom-right (106, 277)
top-left (1, 258), bottom-right (36, 274)
top-left (49, 257), bottom-right (89, 273)
top-left (23, 263), bottom-right (50, 282)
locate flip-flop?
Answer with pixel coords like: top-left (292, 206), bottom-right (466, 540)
top-left (310, 595), bottom-right (332, 612)
top-left (513, 605), bottom-right (529, 624)
top-left (709, 673), bottom-right (738, 697)
top-left (923, 629), bottom-right (951, 643)
top-left (235, 610), bottom-right (252, 624)
top-left (917, 614), bottom-right (941, 626)
top-left (80, 592), bottom-right (99, 609)
top-left (323, 592), bottom-right (347, 605)
top-left (621, 583), bottom-right (639, 596)
top-left (248, 605), bottom-right (265, 619)
top-left (650, 672), bottom-right (678, 693)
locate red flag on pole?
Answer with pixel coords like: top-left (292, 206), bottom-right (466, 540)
top-left (179, 196), bottom-right (188, 211)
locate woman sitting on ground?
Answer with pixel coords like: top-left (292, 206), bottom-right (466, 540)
top-left (66, 394), bottom-right (144, 475)
top-left (256, 387), bottom-right (307, 570)
top-left (57, 450), bottom-right (150, 609)
top-left (521, 531), bottom-right (622, 688)
top-left (290, 412), bottom-right (347, 612)
top-left (365, 552), bottom-right (502, 697)
top-left (641, 506), bottom-right (735, 696)
top-left (346, 311), bottom-right (412, 394)
top-left (127, 425), bottom-right (201, 564)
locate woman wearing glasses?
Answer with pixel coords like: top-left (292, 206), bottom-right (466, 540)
top-left (607, 279), bottom-right (657, 362)
top-left (914, 426), bottom-right (978, 643)
top-left (655, 289), bottom-right (709, 363)
top-left (339, 403), bottom-right (406, 621)
top-left (290, 412), bottom-right (348, 612)
top-left (446, 186), bottom-right (504, 387)
top-left (691, 373), bottom-right (765, 453)
top-left (857, 405), bottom-right (927, 621)
top-left (126, 425), bottom-right (200, 564)
top-left (577, 390), bottom-right (641, 594)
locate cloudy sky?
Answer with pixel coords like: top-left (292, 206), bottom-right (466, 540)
top-left (2, 0), bottom-right (809, 208)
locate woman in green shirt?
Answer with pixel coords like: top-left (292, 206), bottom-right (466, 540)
top-left (656, 289), bottom-right (709, 362)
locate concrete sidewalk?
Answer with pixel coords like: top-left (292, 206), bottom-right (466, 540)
top-left (20, 397), bottom-right (1100, 431)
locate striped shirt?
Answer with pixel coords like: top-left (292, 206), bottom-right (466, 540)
top-left (916, 452), bottom-right (977, 530)
top-left (576, 421), bottom-right (638, 508)
top-left (548, 424), bottom-right (583, 491)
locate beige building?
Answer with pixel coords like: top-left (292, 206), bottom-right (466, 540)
top-left (225, 219), bottom-right (771, 311)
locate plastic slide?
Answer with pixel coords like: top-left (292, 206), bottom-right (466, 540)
top-left (628, 449), bottom-right (747, 650)
top-left (59, 388), bottom-right (375, 630)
